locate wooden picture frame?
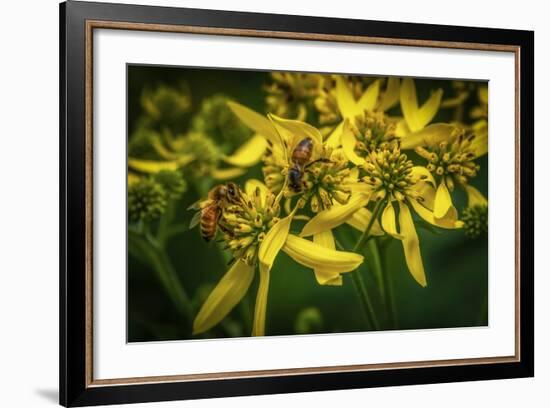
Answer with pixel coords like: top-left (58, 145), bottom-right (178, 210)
top-left (60, 1), bottom-right (534, 406)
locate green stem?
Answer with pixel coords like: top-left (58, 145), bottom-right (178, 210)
top-left (349, 199), bottom-right (386, 331)
top-left (369, 239), bottom-right (397, 329)
top-left (353, 199), bottom-right (385, 253)
top-left (129, 229), bottom-right (194, 322)
top-left (350, 269), bottom-right (379, 330)
top-left (157, 201), bottom-right (174, 247)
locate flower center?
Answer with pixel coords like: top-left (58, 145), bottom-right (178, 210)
top-left (362, 146), bottom-right (416, 201)
top-left (220, 188), bottom-right (280, 265)
top-left (415, 128), bottom-right (480, 189)
top-left (350, 111), bottom-right (398, 157)
top-left (301, 148), bottom-right (352, 212)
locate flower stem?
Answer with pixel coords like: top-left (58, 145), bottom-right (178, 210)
top-left (369, 239), bottom-right (397, 328)
top-left (129, 229), bottom-right (194, 323)
top-left (350, 268), bottom-right (379, 330)
top-left (349, 199), bottom-right (386, 330)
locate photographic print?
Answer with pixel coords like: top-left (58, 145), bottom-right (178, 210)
top-left (127, 66), bottom-right (489, 342)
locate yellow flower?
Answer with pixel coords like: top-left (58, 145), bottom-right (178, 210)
top-left (315, 76), bottom-right (393, 131)
top-left (193, 180), bottom-right (364, 336)
top-left (325, 76), bottom-right (401, 147)
top-left (341, 111), bottom-right (398, 166)
top-left (413, 125), bottom-right (487, 223)
top-left (396, 78), bottom-right (443, 136)
top-left (302, 145), bottom-right (458, 287)
top-left (226, 102), bottom-right (358, 213)
top-left (267, 115), bottom-right (358, 211)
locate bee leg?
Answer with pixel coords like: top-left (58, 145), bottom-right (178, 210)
top-left (304, 158), bottom-right (331, 169)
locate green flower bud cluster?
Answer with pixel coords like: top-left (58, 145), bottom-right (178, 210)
top-left (128, 170), bottom-right (187, 223)
top-left (154, 170), bottom-right (187, 199)
top-left (294, 307), bottom-right (324, 334)
top-left (128, 178), bottom-right (167, 223)
top-left (128, 126), bottom-right (161, 158)
top-left (141, 83), bottom-right (192, 129)
top-left (462, 205), bottom-right (488, 238)
top-left (191, 94), bottom-right (251, 150)
top-left (179, 131), bottom-right (222, 177)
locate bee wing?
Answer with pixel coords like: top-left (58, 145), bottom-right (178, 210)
top-left (187, 198), bottom-right (211, 211)
top-left (189, 210), bottom-right (202, 230)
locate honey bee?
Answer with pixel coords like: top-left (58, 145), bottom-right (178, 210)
top-left (189, 182), bottom-right (241, 242)
top-left (288, 137), bottom-right (314, 192)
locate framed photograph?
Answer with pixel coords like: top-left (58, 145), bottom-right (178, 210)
top-left (60, 1), bottom-right (534, 406)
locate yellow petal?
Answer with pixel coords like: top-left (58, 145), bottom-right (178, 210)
top-left (341, 120), bottom-right (367, 165)
top-left (211, 167), bottom-right (247, 180)
top-left (252, 262), bottom-right (270, 336)
top-left (398, 201), bottom-right (427, 287)
top-left (300, 193), bottom-right (370, 237)
top-left (465, 185), bottom-right (488, 207)
top-left (152, 138), bottom-right (178, 160)
top-left (312, 231), bottom-right (343, 286)
top-left (258, 211), bottom-right (294, 272)
top-left (381, 201), bottom-right (404, 239)
top-left (434, 181), bottom-right (453, 220)
top-left (325, 121), bottom-right (344, 148)
top-left (227, 101), bottom-right (279, 146)
top-left (245, 178), bottom-right (269, 207)
top-left (400, 78), bottom-right (443, 132)
top-left (336, 76), bottom-right (356, 118)
top-left (245, 178), bottom-right (268, 197)
top-left (357, 79), bottom-right (380, 112)
top-left (395, 121), bottom-right (410, 138)
top-left (128, 158), bottom-right (180, 173)
top-left (268, 114), bottom-right (323, 150)
top-left (400, 78), bottom-right (421, 132)
top-left (417, 89), bottom-right (443, 129)
top-left (222, 134), bottom-right (268, 167)
top-left (411, 181), bottom-right (435, 210)
top-left (400, 124), bottom-right (455, 150)
top-left (409, 198), bottom-right (463, 229)
top-left (378, 77), bottom-right (400, 112)
top-left (410, 166), bottom-right (436, 186)
top-left (470, 127), bottom-right (488, 158)
top-left (193, 260), bottom-right (255, 335)
top-left (346, 207), bottom-right (385, 236)
top-left (282, 234), bottom-right (364, 274)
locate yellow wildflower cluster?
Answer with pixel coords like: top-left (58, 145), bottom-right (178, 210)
top-left (190, 74), bottom-right (488, 336)
top-left (128, 73), bottom-right (489, 337)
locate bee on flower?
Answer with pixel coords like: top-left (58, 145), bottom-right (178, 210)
top-left (191, 180), bottom-right (365, 337)
top-left (301, 137), bottom-right (462, 287)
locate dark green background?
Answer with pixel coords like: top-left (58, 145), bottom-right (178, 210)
top-left (127, 65), bottom-right (488, 342)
